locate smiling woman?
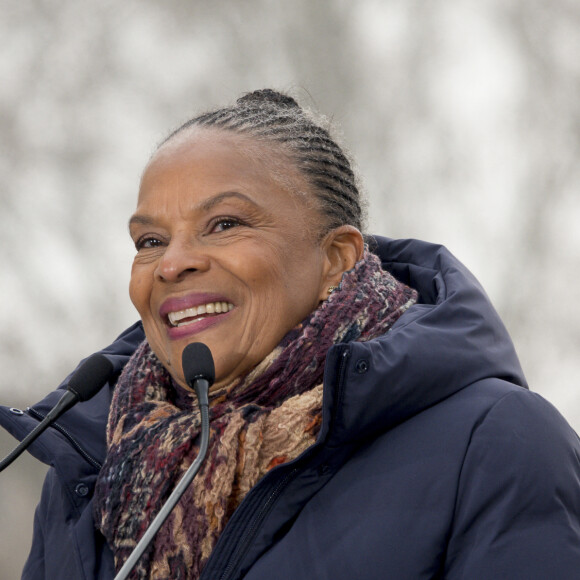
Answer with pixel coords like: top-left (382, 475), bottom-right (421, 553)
top-left (128, 128), bottom-right (359, 388)
top-left (1, 89), bottom-right (580, 580)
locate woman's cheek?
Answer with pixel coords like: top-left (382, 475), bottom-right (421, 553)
top-left (129, 269), bottom-right (150, 311)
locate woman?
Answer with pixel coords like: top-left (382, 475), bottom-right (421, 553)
top-left (1, 89), bottom-right (579, 579)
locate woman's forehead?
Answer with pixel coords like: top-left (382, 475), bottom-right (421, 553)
top-left (139, 131), bottom-right (311, 211)
top-left (142, 127), bottom-right (308, 197)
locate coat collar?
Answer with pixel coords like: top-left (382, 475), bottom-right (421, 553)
top-left (319, 236), bottom-right (526, 447)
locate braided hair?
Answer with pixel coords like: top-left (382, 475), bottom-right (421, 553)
top-left (161, 89), bottom-right (365, 235)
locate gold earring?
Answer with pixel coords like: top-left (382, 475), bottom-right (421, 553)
top-left (328, 285), bottom-right (338, 294)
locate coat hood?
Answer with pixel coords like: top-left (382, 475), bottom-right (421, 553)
top-left (320, 236), bottom-right (527, 447)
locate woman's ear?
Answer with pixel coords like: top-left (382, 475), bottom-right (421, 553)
top-left (318, 225), bottom-right (364, 301)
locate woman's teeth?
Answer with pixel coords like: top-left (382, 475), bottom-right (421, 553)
top-left (167, 302), bottom-right (234, 327)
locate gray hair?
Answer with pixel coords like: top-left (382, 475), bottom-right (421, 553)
top-left (161, 89), bottom-right (365, 235)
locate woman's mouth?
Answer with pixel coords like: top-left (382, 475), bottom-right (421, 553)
top-left (167, 301), bottom-right (234, 327)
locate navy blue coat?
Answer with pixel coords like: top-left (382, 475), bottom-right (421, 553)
top-left (2, 237), bottom-right (580, 579)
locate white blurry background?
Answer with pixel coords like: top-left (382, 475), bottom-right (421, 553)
top-left (1, 1), bottom-right (579, 576)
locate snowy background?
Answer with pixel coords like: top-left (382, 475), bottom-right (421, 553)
top-left (1, 1), bottom-right (579, 576)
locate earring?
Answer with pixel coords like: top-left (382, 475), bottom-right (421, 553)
top-left (328, 286), bottom-right (338, 294)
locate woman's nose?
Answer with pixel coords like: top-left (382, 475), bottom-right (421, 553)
top-left (154, 239), bottom-right (210, 282)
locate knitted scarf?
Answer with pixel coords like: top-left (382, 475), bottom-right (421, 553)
top-left (93, 250), bottom-right (417, 579)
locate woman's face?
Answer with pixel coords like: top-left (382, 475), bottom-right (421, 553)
top-left (129, 129), bottom-right (331, 389)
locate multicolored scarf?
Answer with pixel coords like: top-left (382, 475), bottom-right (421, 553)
top-left (93, 250), bottom-right (417, 578)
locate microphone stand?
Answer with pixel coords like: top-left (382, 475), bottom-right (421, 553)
top-left (114, 377), bottom-right (210, 580)
top-left (0, 391), bottom-right (79, 472)
top-left (0, 354), bottom-right (113, 473)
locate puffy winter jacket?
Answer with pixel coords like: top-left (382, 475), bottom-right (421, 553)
top-left (2, 237), bottom-right (580, 579)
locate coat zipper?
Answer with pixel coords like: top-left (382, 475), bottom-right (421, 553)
top-left (214, 346), bottom-right (352, 580)
top-left (26, 406), bottom-right (102, 470)
top-left (218, 467), bottom-right (300, 580)
top-left (329, 348), bottom-right (351, 442)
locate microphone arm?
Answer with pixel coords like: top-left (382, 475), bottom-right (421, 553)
top-left (114, 343), bottom-right (214, 580)
top-left (0, 354), bottom-right (114, 473)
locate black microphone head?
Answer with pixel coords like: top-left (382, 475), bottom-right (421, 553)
top-left (67, 354), bottom-right (115, 402)
top-left (182, 342), bottom-right (215, 388)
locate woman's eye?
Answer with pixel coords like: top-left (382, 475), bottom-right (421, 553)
top-left (211, 218), bottom-right (242, 232)
top-left (135, 236), bottom-right (164, 250)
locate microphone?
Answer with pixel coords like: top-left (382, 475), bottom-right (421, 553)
top-left (0, 354), bottom-right (114, 473)
top-left (182, 341), bottom-right (214, 407)
top-left (114, 342), bottom-right (215, 580)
